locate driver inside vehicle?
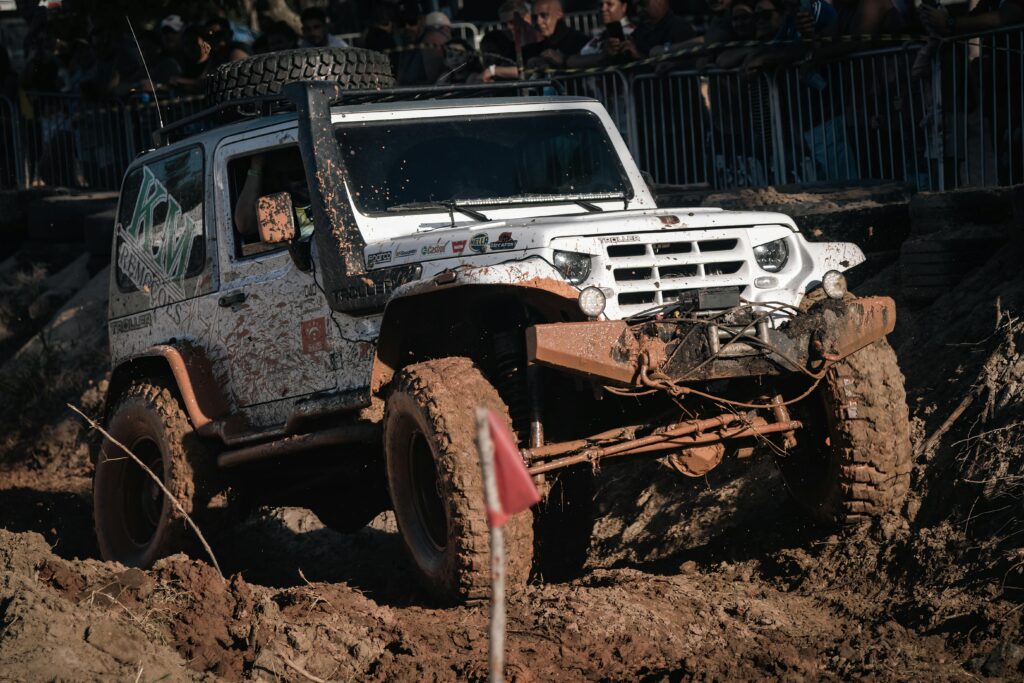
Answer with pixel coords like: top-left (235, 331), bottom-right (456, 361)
top-left (233, 148), bottom-right (314, 247)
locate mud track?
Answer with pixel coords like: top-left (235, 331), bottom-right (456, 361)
top-left (3, 194), bottom-right (1024, 680)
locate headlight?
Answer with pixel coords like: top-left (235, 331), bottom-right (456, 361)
top-left (578, 286), bottom-right (607, 318)
top-left (553, 250), bottom-right (592, 285)
top-left (753, 238), bottom-right (789, 273)
top-left (821, 270), bottom-right (848, 299)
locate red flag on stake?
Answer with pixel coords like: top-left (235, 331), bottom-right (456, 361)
top-left (485, 410), bottom-right (540, 528)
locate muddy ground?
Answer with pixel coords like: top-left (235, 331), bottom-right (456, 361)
top-left (3, 190), bottom-right (1024, 681)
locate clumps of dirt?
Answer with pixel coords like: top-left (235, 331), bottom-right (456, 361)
top-left (701, 184), bottom-right (911, 216)
top-left (0, 522), bottom-right (972, 682)
top-left (0, 530), bottom-right (201, 682)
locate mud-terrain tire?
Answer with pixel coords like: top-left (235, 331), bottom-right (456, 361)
top-left (776, 340), bottom-right (912, 525)
top-left (204, 47), bottom-right (395, 106)
top-left (384, 357), bottom-right (534, 604)
top-left (94, 382), bottom-right (217, 567)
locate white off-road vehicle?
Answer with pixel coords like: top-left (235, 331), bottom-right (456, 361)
top-left (97, 48), bottom-right (911, 603)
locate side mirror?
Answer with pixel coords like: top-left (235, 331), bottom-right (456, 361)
top-left (256, 192), bottom-right (297, 244)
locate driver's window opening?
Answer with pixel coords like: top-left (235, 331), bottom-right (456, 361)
top-left (228, 145), bottom-right (312, 258)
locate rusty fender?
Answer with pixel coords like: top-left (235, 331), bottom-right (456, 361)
top-left (525, 296), bottom-right (897, 386)
top-left (106, 342), bottom-right (230, 431)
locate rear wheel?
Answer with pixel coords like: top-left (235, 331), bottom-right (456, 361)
top-left (384, 357), bottom-right (534, 604)
top-left (776, 340), bottom-right (912, 525)
top-left (93, 382), bottom-right (217, 567)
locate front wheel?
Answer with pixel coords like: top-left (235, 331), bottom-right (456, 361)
top-left (384, 357), bottom-right (534, 604)
top-left (93, 382), bottom-right (217, 567)
top-left (776, 340), bottom-right (912, 525)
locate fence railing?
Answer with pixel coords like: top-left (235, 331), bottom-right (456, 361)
top-left (2, 92), bottom-right (205, 191)
top-left (0, 94), bottom-right (22, 189)
top-left (553, 25), bottom-right (1023, 192)
top-left (933, 27), bottom-right (1024, 189)
top-left (1, 27), bottom-right (1022, 194)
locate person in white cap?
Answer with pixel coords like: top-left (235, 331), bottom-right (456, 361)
top-left (159, 15), bottom-right (184, 58)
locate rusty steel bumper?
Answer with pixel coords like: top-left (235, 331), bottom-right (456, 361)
top-left (525, 296), bottom-right (896, 386)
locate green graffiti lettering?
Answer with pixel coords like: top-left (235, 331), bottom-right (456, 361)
top-left (129, 166), bottom-right (168, 245)
top-left (161, 213), bottom-right (198, 281)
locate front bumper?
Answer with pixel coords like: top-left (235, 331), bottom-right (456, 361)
top-left (525, 296), bottom-right (896, 386)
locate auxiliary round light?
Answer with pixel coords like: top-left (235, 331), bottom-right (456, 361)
top-left (822, 270), bottom-right (848, 299)
top-left (578, 286), bottom-right (607, 318)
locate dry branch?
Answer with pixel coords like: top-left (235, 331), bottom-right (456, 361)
top-left (67, 403), bottom-right (223, 578)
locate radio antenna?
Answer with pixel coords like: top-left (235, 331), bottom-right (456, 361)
top-left (126, 16), bottom-right (165, 131)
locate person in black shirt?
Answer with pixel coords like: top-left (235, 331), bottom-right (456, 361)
top-left (623, 0), bottom-right (698, 57)
top-left (522, 0), bottom-right (589, 68)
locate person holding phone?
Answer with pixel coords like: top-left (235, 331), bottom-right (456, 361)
top-left (566, 0), bottom-right (636, 68)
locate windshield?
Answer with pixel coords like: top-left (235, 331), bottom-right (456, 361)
top-left (334, 110), bottom-right (631, 215)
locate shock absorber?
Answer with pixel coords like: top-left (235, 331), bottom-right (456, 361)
top-left (493, 329), bottom-right (530, 440)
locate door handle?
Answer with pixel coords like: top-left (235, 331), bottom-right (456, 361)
top-left (218, 291), bottom-right (247, 308)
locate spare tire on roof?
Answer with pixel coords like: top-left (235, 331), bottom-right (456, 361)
top-left (204, 47), bottom-right (395, 106)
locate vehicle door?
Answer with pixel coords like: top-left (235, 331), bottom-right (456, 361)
top-left (210, 129), bottom-right (343, 413)
top-left (109, 145), bottom-right (218, 366)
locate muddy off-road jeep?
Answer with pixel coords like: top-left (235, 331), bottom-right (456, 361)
top-left (96, 47), bottom-right (911, 602)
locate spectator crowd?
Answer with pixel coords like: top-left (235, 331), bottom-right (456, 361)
top-left (0, 0), bottom-right (1022, 189)
top-left (1, 0), bottom-right (1019, 98)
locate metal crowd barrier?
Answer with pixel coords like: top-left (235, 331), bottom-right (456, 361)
top-left (771, 44), bottom-right (935, 190)
top-left (554, 25), bottom-right (1024, 192)
top-left (631, 69), bottom-right (779, 188)
top-left (932, 26), bottom-right (1024, 189)
top-left (7, 92), bottom-right (204, 191)
top-left (2, 26), bottom-right (1023, 194)
top-left (0, 95), bottom-right (22, 189)
top-left (552, 70), bottom-right (637, 156)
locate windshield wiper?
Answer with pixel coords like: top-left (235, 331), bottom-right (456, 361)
top-left (574, 199), bottom-right (603, 212)
top-left (386, 200), bottom-right (489, 223)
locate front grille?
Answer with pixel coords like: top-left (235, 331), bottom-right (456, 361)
top-left (605, 233), bottom-right (750, 313)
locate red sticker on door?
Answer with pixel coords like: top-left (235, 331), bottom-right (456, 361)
top-left (301, 317), bottom-right (328, 353)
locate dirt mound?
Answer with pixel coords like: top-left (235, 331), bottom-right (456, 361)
top-left (0, 519), bottom-right (970, 682)
top-left (5, 191), bottom-right (1024, 679)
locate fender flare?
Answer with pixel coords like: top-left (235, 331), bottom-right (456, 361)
top-left (105, 342), bottom-right (229, 431)
top-left (369, 275), bottom-right (582, 395)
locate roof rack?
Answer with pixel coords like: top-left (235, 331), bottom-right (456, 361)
top-left (154, 79), bottom-right (557, 147)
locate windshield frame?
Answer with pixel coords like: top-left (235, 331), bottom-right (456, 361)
top-left (333, 108), bottom-right (635, 218)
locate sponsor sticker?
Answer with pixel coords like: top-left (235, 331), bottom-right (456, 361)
top-left (490, 231), bottom-right (518, 250)
top-left (452, 240), bottom-right (467, 254)
top-left (366, 251), bottom-right (392, 267)
top-left (395, 248), bottom-right (417, 258)
top-left (598, 234), bottom-right (642, 244)
top-left (421, 243), bottom-right (447, 256)
top-left (301, 317), bottom-right (328, 353)
top-left (110, 311), bottom-right (153, 335)
top-left (470, 234), bottom-right (489, 253)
